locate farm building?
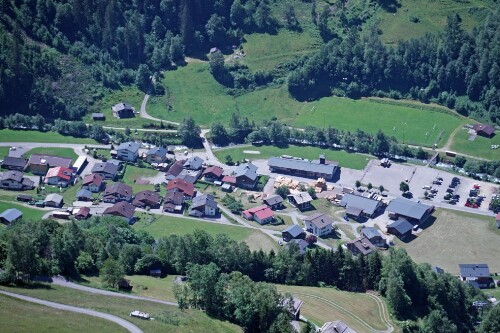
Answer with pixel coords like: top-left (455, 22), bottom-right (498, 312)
top-left (282, 224), bottom-right (305, 242)
top-left (263, 194), bottom-right (284, 210)
top-left (346, 236), bottom-right (376, 256)
top-left (472, 123), bottom-right (496, 138)
top-left (340, 193), bottom-right (383, 220)
top-left (0, 208), bottom-right (23, 224)
top-left (459, 264), bottom-right (494, 289)
top-left (287, 192), bottom-right (313, 211)
top-left (386, 198), bottom-right (434, 224)
top-left (386, 219), bottom-right (413, 239)
top-left (268, 155), bottom-right (338, 180)
top-left (92, 112), bottom-right (105, 121)
top-left (112, 102), bottom-right (134, 118)
top-left (303, 213), bottom-right (333, 237)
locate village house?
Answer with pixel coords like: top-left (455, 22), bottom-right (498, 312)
top-left (163, 190), bottom-right (184, 213)
top-left (268, 155), bottom-right (339, 180)
top-left (346, 236), bottom-right (376, 256)
top-left (132, 190), bottom-right (161, 208)
top-left (304, 213), bottom-right (334, 237)
top-left (472, 123), bottom-right (496, 138)
top-left (91, 162), bottom-right (119, 180)
top-left (282, 224), bottom-right (305, 242)
top-left (112, 102), bottom-right (134, 118)
top-left (340, 193), bottom-right (383, 220)
top-left (263, 194), bottom-right (284, 210)
top-left (26, 154), bottom-right (73, 175)
top-left (116, 141), bottom-right (141, 162)
top-left (183, 156), bottom-right (204, 170)
top-left (360, 227), bottom-right (386, 247)
top-left (145, 147), bottom-right (168, 164)
top-left (102, 183), bottom-right (133, 203)
top-left (287, 239), bottom-right (309, 255)
top-left (82, 173), bottom-right (105, 193)
top-left (281, 297), bottom-right (303, 321)
top-left (177, 168), bottom-right (202, 184)
top-left (166, 178), bottom-right (195, 200)
top-left (44, 193), bottom-right (64, 208)
top-left (287, 192), bottom-right (313, 211)
top-left (459, 264), bottom-right (494, 289)
top-left (103, 201), bottom-right (136, 224)
top-left (386, 197), bottom-right (434, 224)
top-left (1, 156), bottom-right (27, 171)
top-left (234, 162), bottom-right (258, 189)
top-left (242, 205), bottom-right (275, 225)
top-left (321, 321), bottom-right (357, 333)
top-left (73, 207), bottom-right (91, 220)
top-left (189, 194), bottom-right (218, 217)
top-left (45, 166), bottom-right (74, 187)
top-left (76, 189), bottom-right (93, 201)
top-left (165, 160), bottom-right (185, 180)
top-left (386, 219), bottom-right (413, 240)
top-left (202, 166), bottom-right (224, 182)
top-left (0, 208), bottom-right (23, 224)
top-left (0, 170), bottom-right (34, 190)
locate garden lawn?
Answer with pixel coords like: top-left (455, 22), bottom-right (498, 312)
top-left (133, 214), bottom-right (277, 252)
top-left (0, 201), bottom-right (46, 221)
top-left (122, 166), bottom-right (160, 192)
top-left (0, 130), bottom-right (96, 144)
top-left (397, 208), bottom-right (500, 274)
top-left (0, 147), bottom-right (10, 157)
top-left (0, 293), bottom-right (126, 333)
top-left (0, 284), bottom-right (241, 333)
top-left (375, 0), bottom-right (497, 45)
top-left (214, 144), bottom-right (371, 170)
top-left (449, 128), bottom-right (500, 160)
top-left (275, 285), bottom-right (390, 333)
top-left (24, 147), bottom-right (79, 161)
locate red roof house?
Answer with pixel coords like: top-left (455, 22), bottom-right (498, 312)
top-left (45, 166), bottom-right (73, 187)
top-left (242, 205), bottom-right (275, 225)
top-left (166, 178), bottom-right (195, 199)
top-left (202, 166), bottom-right (224, 181)
top-left (82, 173), bottom-right (105, 192)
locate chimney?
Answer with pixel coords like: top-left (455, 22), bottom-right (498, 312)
top-left (319, 154), bottom-right (325, 164)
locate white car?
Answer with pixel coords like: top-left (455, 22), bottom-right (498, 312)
top-left (422, 185), bottom-right (431, 190)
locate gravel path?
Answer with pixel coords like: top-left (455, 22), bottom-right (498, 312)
top-left (0, 289), bottom-right (143, 333)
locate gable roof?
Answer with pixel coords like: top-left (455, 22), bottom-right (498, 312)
top-left (304, 213), bottom-right (334, 229)
top-left (0, 208), bottom-right (23, 223)
top-left (361, 227), bottom-right (382, 240)
top-left (191, 194), bottom-right (218, 209)
top-left (112, 102), bottom-right (132, 112)
top-left (203, 166), bottom-right (224, 178)
top-left (387, 198), bottom-right (432, 220)
top-left (288, 192), bottom-right (313, 205)
top-left (76, 189), bottom-right (93, 199)
top-left (28, 154), bottom-right (72, 168)
top-left (268, 157), bottom-right (338, 175)
top-left (254, 207), bottom-right (274, 220)
top-left (44, 193), bottom-right (63, 204)
top-left (1, 156), bottom-right (27, 168)
top-left (340, 193), bottom-right (381, 216)
top-left (146, 146), bottom-right (168, 157)
top-left (166, 178), bottom-right (195, 197)
top-left (82, 173), bottom-right (104, 186)
top-left (46, 166), bottom-right (73, 181)
top-left (459, 264), bottom-right (490, 278)
top-left (183, 156), bottom-right (204, 170)
top-left (164, 189), bottom-right (184, 205)
top-left (91, 162), bottom-right (119, 176)
top-left (74, 206), bottom-right (90, 218)
top-left (103, 201), bottom-right (135, 219)
top-left (133, 190), bottom-right (160, 205)
top-left (166, 160), bottom-right (185, 178)
top-left (321, 320), bottom-right (357, 333)
top-left (234, 163), bottom-right (258, 181)
top-left (387, 219), bottom-right (413, 235)
top-left (347, 236), bottom-right (376, 255)
top-left (104, 182), bottom-right (133, 197)
top-left (472, 123), bottom-right (495, 136)
top-left (264, 194), bottom-right (283, 206)
top-left (282, 224), bottom-right (304, 238)
top-left (117, 141), bottom-right (140, 153)
top-left (0, 170), bottom-right (23, 182)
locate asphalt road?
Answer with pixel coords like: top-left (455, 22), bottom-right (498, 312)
top-left (0, 289), bottom-right (143, 333)
top-left (139, 94), bottom-right (179, 126)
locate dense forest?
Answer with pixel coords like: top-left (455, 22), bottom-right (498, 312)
top-left (1, 218), bottom-right (495, 332)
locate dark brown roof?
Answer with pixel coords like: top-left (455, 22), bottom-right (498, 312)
top-left (0, 170), bottom-right (23, 182)
top-left (472, 123), bottom-right (496, 136)
top-left (103, 201), bottom-right (135, 219)
top-left (203, 166), bottom-right (224, 178)
top-left (104, 182), bottom-right (133, 197)
top-left (166, 178), bottom-right (195, 197)
top-left (166, 160), bottom-right (185, 178)
top-left (164, 189), bottom-right (184, 206)
top-left (82, 173), bottom-right (104, 186)
top-left (1, 156), bottom-right (27, 168)
top-left (28, 154), bottom-right (72, 168)
top-left (133, 190), bottom-right (160, 207)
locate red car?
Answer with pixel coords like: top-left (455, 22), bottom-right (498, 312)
top-left (473, 184), bottom-right (481, 189)
top-left (465, 203), bottom-right (472, 207)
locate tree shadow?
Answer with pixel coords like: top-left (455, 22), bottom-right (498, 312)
top-left (378, 0), bottom-right (401, 13)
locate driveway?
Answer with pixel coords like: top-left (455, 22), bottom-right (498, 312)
top-left (0, 289), bottom-right (143, 333)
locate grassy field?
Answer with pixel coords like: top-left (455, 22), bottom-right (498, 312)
top-left (276, 285), bottom-right (390, 333)
top-left (0, 284), bottom-right (241, 333)
top-left (24, 147), bottom-right (79, 161)
top-left (0, 147), bottom-right (10, 157)
top-left (376, 0), bottom-right (497, 45)
top-left (0, 293), bottom-right (127, 333)
top-left (397, 208), bottom-right (500, 274)
top-left (449, 128), bottom-right (500, 160)
top-left (0, 200), bottom-right (46, 221)
top-left (0, 130), bottom-right (96, 144)
top-left (133, 214), bottom-right (277, 252)
top-left (122, 165), bottom-right (160, 193)
top-left (214, 144), bottom-right (371, 170)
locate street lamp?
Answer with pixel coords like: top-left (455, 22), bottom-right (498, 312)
top-left (402, 122), bottom-right (407, 144)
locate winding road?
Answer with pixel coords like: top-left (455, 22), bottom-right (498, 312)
top-left (0, 289), bottom-right (143, 333)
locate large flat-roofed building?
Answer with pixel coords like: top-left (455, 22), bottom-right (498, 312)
top-left (268, 155), bottom-right (338, 180)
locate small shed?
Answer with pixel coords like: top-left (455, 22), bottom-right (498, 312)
top-left (92, 113), bottom-right (105, 121)
top-left (0, 208), bottom-right (23, 224)
top-left (221, 183), bottom-right (232, 192)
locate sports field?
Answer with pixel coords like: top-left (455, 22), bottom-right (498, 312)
top-left (0, 130), bottom-right (96, 144)
top-left (214, 144), bottom-right (371, 170)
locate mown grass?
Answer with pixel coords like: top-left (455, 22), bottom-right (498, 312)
top-left (0, 293), bottom-right (127, 333)
top-left (121, 165), bottom-right (160, 193)
top-left (275, 284), bottom-right (389, 333)
top-left (132, 214), bottom-right (277, 252)
top-left (397, 208), bottom-right (500, 274)
top-left (0, 284), bottom-right (241, 333)
top-left (0, 147), bottom-right (10, 158)
top-left (376, 0), bottom-right (497, 45)
top-left (24, 147), bottom-right (79, 161)
top-left (0, 200), bottom-right (46, 221)
top-left (0, 130), bottom-right (96, 144)
top-left (449, 128), bottom-right (500, 160)
top-left (214, 144), bottom-right (371, 170)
